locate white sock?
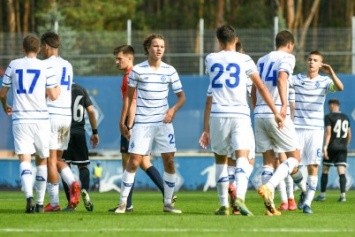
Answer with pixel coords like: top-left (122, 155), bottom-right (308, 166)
top-left (291, 167), bottom-right (307, 193)
top-left (47, 182), bottom-right (59, 206)
top-left (235, 157), bottom-right (250, 201)
top-left (261, 165), bottom-right (274, 198)
top-left (304, 175), bottom-right (318, 207)
top-left (163, 172), bottom-right (176, 205)
top-left (215, 164), bottom-right (229, 207)
top-left (20, 161), bottom-right (33, 198)
top-left (35, 165), bottom-right (47, 205)
top-left (277, 179), bottom-right (287, 203)
top-left (60, 166), bottom-right (76, 186)
top-left (120, 170), bottom-right (135, 204)
top-left (268, 157), bottom-right (298, 189)
top-left (227, 166), bottom-right (236, 185)
top-left (285, 175), bottom-right (294, 199)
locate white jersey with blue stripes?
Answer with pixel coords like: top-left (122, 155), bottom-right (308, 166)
top-left (205, 50), bottom-right (257, 118)
top-left (128, 60), bottom-right (183, 125)
top-left (45, 56), bottom-right (73, 119)
top-left (2, 57), bottom-right (57, 124)
top-left (290, 73), bottom-right (334, 129)
top-left (254, 50), bottom-right (295, 118)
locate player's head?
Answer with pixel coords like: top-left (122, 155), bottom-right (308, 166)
top-left (275, 30), bottom-right (294, 52)
top-left (23, 34), bottom-right (40, 54)
top-left (143, 34), bottom-right (165, 60)
top-left (307, 50), bottom-right (323, 73)
top-left (113, 45), bottom-right (135, 71)
top-left (235, 41), bottom-right (244, 53)
top-left (328, 99), bottom-right (340, 112)
top-left (216, 24), bottom-right (237, 46)
top-left (40, 32), bottom-right (60, 58)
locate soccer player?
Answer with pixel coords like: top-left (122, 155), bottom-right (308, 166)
top-left (315, 99), bottom-right (351, 202)
top-left (290, 51), bottom-right (344, 213)
top-left (199, 24), bottom-right (283, 216)
top-left (61, 83), bottom-right (99, 211)
top-left (0, 34), bottom-right (60, 213)
top-left (108, 45), bottom-right (170, 213)
top-left (114, 34), bottom-right (185, 214)
top-left (40, 32), bottom-right (81, 212)
top-left (254, 30), bottom-right (306, 216)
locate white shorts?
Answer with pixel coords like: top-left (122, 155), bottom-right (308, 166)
top-left (228, 132), bottom-right (255, 160)
top-left (49, 118), bottom-right (71, 150)
top-left (210, 117), bottom-right (254, 156)
top-left (254, 117), bottom-right (299, 153)
top-left (297, 129), bottom-right (324, 165)
top-left (128, 123), bottom-right (177, 155)
top-left (13, 122), bottom-right (50, 158)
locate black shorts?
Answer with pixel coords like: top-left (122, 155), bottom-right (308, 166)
top-left (323, 149), bottom-right (348, 167)
top-left (120, 118), bottom-right (130, 154)
top-left (62, 133), bottom-right (90, 166)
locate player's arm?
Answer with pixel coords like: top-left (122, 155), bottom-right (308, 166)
top-left (126, 94), bottom-right (136, 129)
top-left (163, 91), bottom-right (186, 124)
top-left (347, 126), bottom-right (352, 145)
top-left (86, 104), bottom-right (99, 148)
top-left (250, 84), bottom-right (256, 109)
top-left (199, 96), bottom-right (212, 149)
top-left (119, 85), bottom-right (136, 138)
top-left (277, 71), bottom-right (289, 118)
top-left (323, 125), bottom-right (331, 160)
top-left (322, 64), bottom-right (344, 91)
top-left (0, 86), bottom-right (12, 115)
top-left (250, 72), bottom-right (284, 128)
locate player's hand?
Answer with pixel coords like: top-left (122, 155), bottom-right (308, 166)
top-left (323, 150), bottom-right (329, 160)
top-left (90, 134), bottom-right (99, 148)
top-left (119, 123), bottom-right (130, 140)
top-left (199, 131), bottom-right (210, 149)
top-left (163, 108), bottom-right (176, 124)
top-left (321, 63), bottom-right (333, 74)
top-left (274, 114), bottom-right (284, 129)
top-left (2, 104), bottom-right (12, 115)
top-left (280, 105), bottom-right (287, 119)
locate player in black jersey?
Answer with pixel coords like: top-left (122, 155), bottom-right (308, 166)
top-left (315, 99), bottom-right (351, 202)
top-left (62, 83), bottom-right (99, 211)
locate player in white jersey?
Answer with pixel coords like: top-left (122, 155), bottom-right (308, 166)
top-left (114, 33), bottom-right (186, 214)
top-left (0, 35), bottom-right (60, 213)
top-left (289, 51), bottom-right (343, 214)
top-left (254, 30), bottom-right (306, 216)
top-left (199, 24), bottom-right (283, 216)
top-left (40, 32), bottom-right (80, 212)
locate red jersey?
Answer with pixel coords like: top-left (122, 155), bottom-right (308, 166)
top-left (120, 67), bottom-right (136, 100)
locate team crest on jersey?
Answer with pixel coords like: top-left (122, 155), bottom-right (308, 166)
top-left (130, 142), bottom-right (135, 149)
top-left (315, 81), bottom-right (320, 88)
top-left (161, 75), bottom-right (167, 82)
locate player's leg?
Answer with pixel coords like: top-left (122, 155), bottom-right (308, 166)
top-left (336, 150), bottom-right (348, 202)
top-left (275, 154), bottom-right (288, 211)
top-left (140, 155), bottom-right (164, 195)
top-left (227, 156), bottom-right (237, 213)
top-left (314, 164), bottom-right (330, 201)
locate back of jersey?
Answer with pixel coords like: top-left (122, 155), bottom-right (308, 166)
top-left (205, 50), bottom-right (256, 118)
top-left (326, 112), bottom-right (351, 151)
top-left (254, 50), bottom-right (295, 118)
top-left (45, 56), bottom-right (73, 119)
top-left (3, 57), bottom-right (57, 124)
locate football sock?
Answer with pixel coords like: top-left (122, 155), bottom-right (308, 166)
top-left (120, 170), bottom-right (135, 204)
top-left (79, 166), bottom-right (90, 191)
top-left (227, 165), bottom-right (236, 185)
top-left (20, 161), bottom-right (33, 198)
top-left (261, 165), bottom-right (274, 198)
top-left (47, 182), bottom-right (59, 206)
top-left (235, 157), bottom-right (250, 201)
top-left (146, 166), bottom-right (164, 195)
top-left (291, 167), bottom-right (307, 193)
top-left (35, 165), bottom-right (47, 205)
top-left (320, 173), bottom-right (328, 192)
top-left (267, 157), bottom-right (298, 191)
top-left (339, 174), bottom-right (346, 193)
top-left (60, 166), bottom-right (76, 186)
top-left (277, 179), bottom-right (287, 203)
top-left (215, 164), bottom-right (229, 207)
top-left (126, 180), bottom-right (135, 208)
top-left (285, 175), bottom-right (294, 199)
top-left (163, 172), bottom-right (176, 205)
top-left (304, 175), bottom-right (318, 207)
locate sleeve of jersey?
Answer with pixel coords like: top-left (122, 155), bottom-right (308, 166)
top-left (127, 70), bottom-right (138, 88)
top-left (206, 84), bottom-right (212, 97)
top-left (83, 88), bottom-right (93, 107)
top-left (244, 55), bottom-right (258, 76)
top-left (324, 115), bottom-right (331, 126)
top-left (279, 55), bottom-right (295, 75)
top-left (2, 62), bottom-right (13, 87)
top-left (170, 69), bottom-right (183, 93)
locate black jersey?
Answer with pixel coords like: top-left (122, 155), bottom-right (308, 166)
top-left (70, 83), bottom-right (93, 134)
top-left (325, 111), bottom-right (351, 151)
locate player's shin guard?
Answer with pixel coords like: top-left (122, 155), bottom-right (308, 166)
top-left (120, 170), bottom-right (135, 205)
top-left (20, 161), bottom-right (33, 198)
top-left (163, 172), bottom-right (176, 205)
top-left (60, 166), bottom-right (76, 186)
top-left (216, 164), bottom-right (229, 207)
top-left (35, 165), bottom-right (47, 205)
top-left (235, 157), bottom-right (251, 201)
top-left (303, 175), bottom-right (318, 207)
top-left (47, 182), bottom-right (59, 206)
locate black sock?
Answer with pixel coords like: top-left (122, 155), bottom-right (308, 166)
top-left (146, 166), bottom-right (164, 195)
top-left (339, 174), bottom-right (346, 193)
top-left (127, 180), bottom-right (135, 208)
top-left (79, 166), bottom-right (90, 191)
top-left (320, 173), bottom-right (328, 192)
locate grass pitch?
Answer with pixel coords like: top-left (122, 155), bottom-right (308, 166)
top-left (0, 189), bottom-right (353, 237)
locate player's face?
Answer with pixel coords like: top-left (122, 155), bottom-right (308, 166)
top-left (307, 54), bottom-right (323, 73)
top-left (147, 38), bottom-right (165, 61)
top-left (115, 52), bottom-right (131, 70)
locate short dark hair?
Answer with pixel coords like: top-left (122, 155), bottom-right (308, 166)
top-left (113, 45), bottom-right (135, 56)
top-left (275, 30), bottom-right (294, 48)
top-left (216, 24), bottom-right (237, 45)
top-left (235, 41), bottom-right (243, 53)
top-left (143, 34), bottom-right (165, 55)
top-left (23, 34), bottom-right (40, 53)
top-left (328, 99), bottom-right (340, 106)
top-left (40, 32), bottom-right (60, 48)
top-left (308, 50), bottom-right (323, 60)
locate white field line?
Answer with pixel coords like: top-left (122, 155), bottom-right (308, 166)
top-left (0, 228), bottom-right (353, 233)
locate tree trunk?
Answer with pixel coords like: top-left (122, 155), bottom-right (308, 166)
top-left (23, 0), bottom-right (30, 34)
top-left (286, 0), bottom-right (295, 29)
top-left (298, 0), bottom-right (320, 52)
top-left (214, 0), bottom-right (225, 51)
top-left (7, 0), bottom-right (16, 33)
top-left (15, 0), bottom-right (21, 33)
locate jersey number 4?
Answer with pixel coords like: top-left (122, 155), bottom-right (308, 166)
top-left (259, 62), bottom-right (277, 86)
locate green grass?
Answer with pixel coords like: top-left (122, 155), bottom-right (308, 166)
top-left (0, 189), bottom-right (354, 237)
